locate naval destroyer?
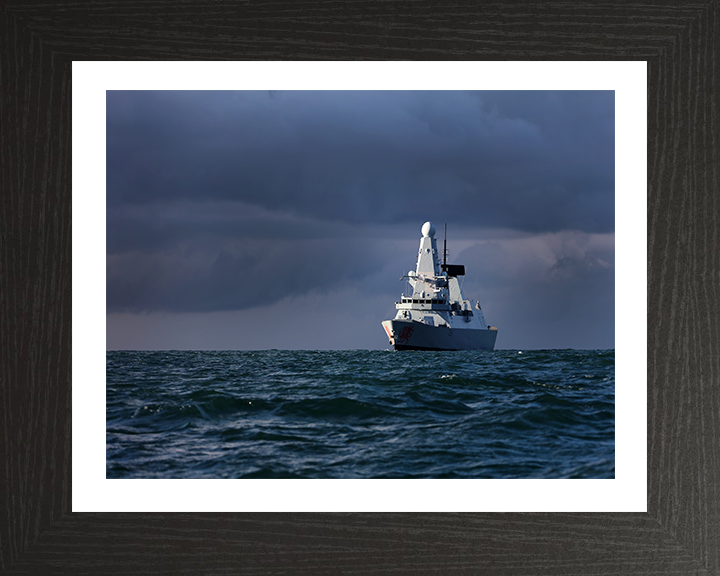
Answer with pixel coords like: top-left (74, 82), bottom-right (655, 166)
top-left (382, 221), bottom-right (498, 351)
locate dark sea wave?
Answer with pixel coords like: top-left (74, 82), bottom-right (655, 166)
top-left (106, 349), bottom-right (614, 479)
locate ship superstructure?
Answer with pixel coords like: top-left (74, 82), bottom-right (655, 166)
top-left (381, 221), bottom-right (498, 351)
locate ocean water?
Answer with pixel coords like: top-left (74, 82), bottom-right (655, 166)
top-left (107, 349), bottom-right (614, 479)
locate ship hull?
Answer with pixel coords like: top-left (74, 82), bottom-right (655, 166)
top-left (382, 319), bottom-right (497, 351)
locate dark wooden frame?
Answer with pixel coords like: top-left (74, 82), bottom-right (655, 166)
top-left (2, 2), bottom-right (718, 574)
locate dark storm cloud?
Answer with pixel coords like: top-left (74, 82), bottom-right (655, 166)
top-left (107, 90), bottom-right (614, 232)
top-left (106, 90), bottom-right (614, 316)
top-left (106, 234), bottom-right (398, 313)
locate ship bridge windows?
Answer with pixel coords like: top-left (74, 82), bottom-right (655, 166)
top-left (402, 298), bottom-right (447, 305)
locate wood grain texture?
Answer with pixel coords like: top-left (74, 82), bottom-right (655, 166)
top-left (1, 1), bottom-right (718, 574)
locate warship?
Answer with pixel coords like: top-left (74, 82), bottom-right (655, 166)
top-left (382, 221), bottom-right (498, 351)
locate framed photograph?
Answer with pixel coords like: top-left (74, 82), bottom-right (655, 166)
top-left (3, 3), bottom-right (718, 574)
top-left (84, 63), bottom-right (640, 507)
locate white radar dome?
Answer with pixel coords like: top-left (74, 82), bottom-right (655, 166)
top-left (421, 221), bottom-right (436, 238)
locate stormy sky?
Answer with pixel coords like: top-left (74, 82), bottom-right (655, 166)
top-left (106, 90), bottom-right (615, 350)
